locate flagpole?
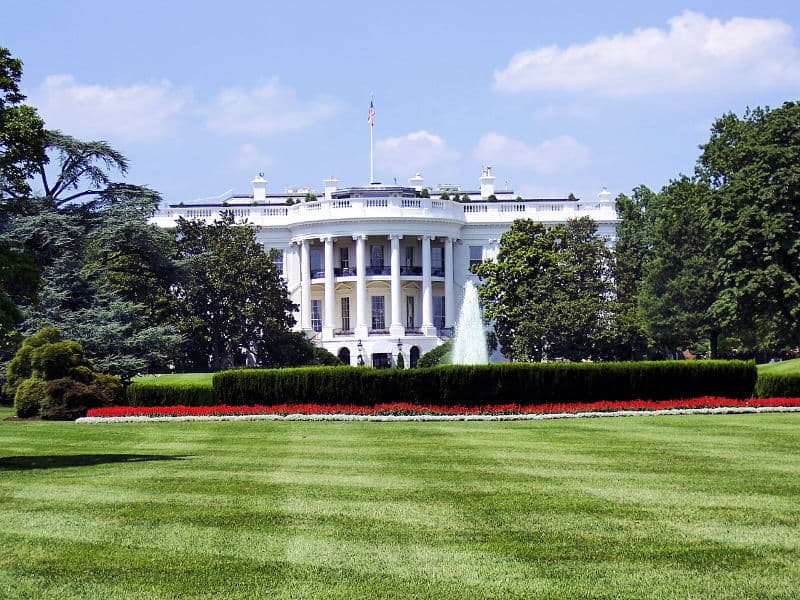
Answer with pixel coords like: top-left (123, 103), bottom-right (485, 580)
top-left (370, 122), bottom-right (374, 184)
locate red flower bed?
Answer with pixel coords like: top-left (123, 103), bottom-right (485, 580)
top-left (86, 397), bottom-right (800, 418)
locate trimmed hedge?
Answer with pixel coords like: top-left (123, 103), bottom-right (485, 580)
top-left (211, 361), bottom-right (756, 408)
top-left (126, 380), bottom-right (217, 406)
top-left (755, 373), bottom-right (800, 398)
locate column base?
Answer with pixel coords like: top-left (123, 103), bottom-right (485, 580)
top-left (389, 324), bottom-right (405, 338)
top-left (421, 325), bottom-right (438, 336)
top-left (354, 325), bottom-right (369, 339)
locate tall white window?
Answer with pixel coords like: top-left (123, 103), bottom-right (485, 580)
top-left (311, 299), bottom-right (322, 332)
top-left (469, 245), bottom-right (483, 267)
top-left (341, 297), bottom-right (351, 331)
top-left (405, 246), bottom-right (414, 267)
top-left (371, 295), bottom-right (385, 330)
top-left (406, 296), bottom-right (415, 328)
top-left (272, 249), bottom-right (284, 274)
top-left (370, 244), bottom-right (383, 268)
top-left (433, 295), bottom-right (445, 330)
top-left (432, 247), bottom-right (444, 274)
top-left (310, 247), bottom-right (322, 276)
top-left (340, 247), bottom-right (349, 269)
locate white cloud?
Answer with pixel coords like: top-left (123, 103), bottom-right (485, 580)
top-left (375, 130), bottom-right (460, 176)
top-left (494, 11), bottom-right (800, 95)
top-left (203, 79), bottom-right (339, 134)
top-left (474, 133), bottom-right (589, 174)
top-left (30, 74), bottom-right (189, 141)
top-left (233, 143), bottom-right (273, 171)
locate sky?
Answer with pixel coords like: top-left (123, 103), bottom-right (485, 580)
top-left (3, 1), bottom-right (800, 204)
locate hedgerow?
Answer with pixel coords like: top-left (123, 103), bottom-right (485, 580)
top-left (126, 380), bottom-right (217, 406)
top-left (755, 373), bottom-right (800, 398)
top-left (208, 361), bottom-right (756, 408)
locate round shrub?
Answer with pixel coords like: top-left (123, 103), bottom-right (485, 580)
top-left (40, 378), bottom-right (110, 421)
top-left (31, 340), bottom-right (90, 380)
top-left (416, 340), bottom-right (451, 368)
top-left (14, 379), bottom-right (48, 418)
top-left (91, 372), bottom-right (124, 405)
top-left (3, 326), bottom-right (62, 399)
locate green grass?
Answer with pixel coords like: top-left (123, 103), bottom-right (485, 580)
top-left (1, 409), bottom-right (798, 599)
top-left (132, 372), bottom-right (214, 385)
top-left (758, 358), bottom-right (800, 375)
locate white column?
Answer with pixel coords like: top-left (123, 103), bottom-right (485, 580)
top-left (444, 237), bottom-right (455, 331)
top-left (300, 239), bottom-right (311, 331)
top-left (354, 234), bottom-right (368, 338)
top-left (422, 235), bottom-right (435, 335)
top-left (323, 236), bottom-right (334, 339)
top-left (389, 234), bottom-right (404, 337)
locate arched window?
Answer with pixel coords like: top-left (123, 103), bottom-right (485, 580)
top-left (410, 346), bottom-right (420, 368)
top-left (337, 347), bottom-right (351, 365)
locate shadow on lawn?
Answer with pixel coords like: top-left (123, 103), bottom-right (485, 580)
top-left (0, 454), bottom-right (191, 471)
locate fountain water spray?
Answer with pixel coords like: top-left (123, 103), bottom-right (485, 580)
top-left (451, 280), bottom-right (488, 364)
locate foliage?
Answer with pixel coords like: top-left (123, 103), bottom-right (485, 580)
top-left (173, 213), bottom-right (297, 370)
top-left (126, 378), bottom-right (216, 407)
top-left (4, 327), bottom-right (120, 418)
top-left (416, 340), bottom-right (451, 367)
top-left (396, 352), bottom-right (405, 369)
top-left (0, 47), bottom-right (46, 205)
top-left (639, 177), bottom-right (719, 357)
top-left (210, 361), bottom-right (755, 408)
top-left (699, 102), bottom-right (800, 353)
top-left (39, 377), bottom-right (110, 420)
top-left (311, 346), bottom-right (342, 366)
top-left (755, 373), bottom-right (800, 398)
top-left (0, 245), bottom-right (38, 352)
top-left (473, 217), bottom-right (616, 361)
top-left (420, 188), bottom-right (429, 198)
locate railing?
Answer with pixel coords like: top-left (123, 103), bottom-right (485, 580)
top-left (431, 268), bottom-right (445, 277)
top-left (366, 266), bottom-right (391, 275)
top-left (333, 267), bottom-right (357, 276)
top-left (310, 269), bottom-right (325, 279)
top-left (400, 266), bottom-right (423, 275)
top-left (405, 328), bottom-right (423, 335)
top-left (369, 328), bottom-right (390, 335)
top-left (334, 329), bottom-right (353, 336)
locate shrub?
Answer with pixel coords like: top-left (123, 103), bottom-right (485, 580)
top-left (755, 373), bottom-right (800, 398)
top-left (126, 380), bottom-right (217, 406)
top-left (416, 341), bottom-right (451, 368)
top-left (14, 379), bottom-right (48, 418)
top-left (211, 360), bottom-right (756, 408)
top-left (31, 340), bottom-right (90, 380)
top-left (92, 372), bottom-right (124, 405)
top-left (3, 326), bottom-right (62, 399)
top-left (396, 352), bottom-right (405, 369)
top-left (39, 378), bottom-right (110, 420)
top-left (312, 347), bottom-right (343, 366)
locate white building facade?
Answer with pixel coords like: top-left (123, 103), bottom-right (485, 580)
top-left (151, 169), bottom-right (619, 367)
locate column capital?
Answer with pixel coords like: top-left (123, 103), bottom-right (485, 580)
top-left (389, 234), bottom-right (404, 240)
top-left (352, 233), bottom-right (368, 241)
top-left (419, 234), bottom-right (433, 241)
top-left (320, 235), bottom-right (334, 243)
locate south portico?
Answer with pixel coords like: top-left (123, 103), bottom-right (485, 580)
top-left (289, 229), bottom-right (460, 366)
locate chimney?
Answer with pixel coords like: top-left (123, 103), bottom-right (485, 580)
top-left (252, 173), bottom-right (267, 202)
top-left (323, 176), bottom-right (339, 200)
top-left (479, 166), bottom-right (496, 199)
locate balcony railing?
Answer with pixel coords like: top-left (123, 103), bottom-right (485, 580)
top-left (431, 268), bottom-right (445, 277)
top-left (334, 329), bottom-right (353, 336)
top-left (333, 267), bottom-right (357, 276)
top-left (366, 266), bottom-right (391, 276)
top-left (400, 266), bottom-right (422, 275)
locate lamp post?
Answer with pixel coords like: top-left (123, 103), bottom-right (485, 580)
top-left (357, 339), bottom-right (364, 366)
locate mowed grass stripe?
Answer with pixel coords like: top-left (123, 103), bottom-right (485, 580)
top-left (1, 412), bottom-right (799, 598)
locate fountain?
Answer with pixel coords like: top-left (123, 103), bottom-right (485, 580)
top-left (451, 280), bottom-right (489, 364)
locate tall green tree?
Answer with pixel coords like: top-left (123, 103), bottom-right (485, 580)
top-left (472, 217), bottom-right (615, 362)
top-left (698, 102), bottom-right (800, 356)
top-left (0, 46), bottom-right (45, 208)
top-left (610, 185), bottom-right (659, 359)
top-left (639, 176), bottom-right (718, 357)
top-left (174, 213), bottom-right (297, 370)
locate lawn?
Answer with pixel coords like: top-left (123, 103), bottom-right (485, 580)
top-left (1, 405), bottom-right (798, 599)
top-left (758, 358), bottom-right (800, 376)
top-left (132, 372), bottom-right (214, 385)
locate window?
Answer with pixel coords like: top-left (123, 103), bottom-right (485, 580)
top-left (310, 247), bottom-right (322, 273)
top-left (272, 249), bottom-right (284, 274)
top-left (370, 244), bottom-right (384, 268)
top-left (371, 295), bottom-right (385, 330)
top-left (432, 247), bottom-right (444, 270)
top-left (340, 247), bottom-right (349, 270)
top-left (469, 245), bottom-right (483, 267)
top-left (311, 299), bottom-right (322, 332)
top-left (406, 296), bottom-right (415, 328)
top-left (340, 297), bottom-right (351, 331)
top-left (405, 246), bottom-right (414, 267)
top-left (433, 295), bottom-right (445, 330)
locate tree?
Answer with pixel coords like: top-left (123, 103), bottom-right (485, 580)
top-left (0, 245), bottom-right (38, 352)
top-left (0, 47), bottom-right (46, 209)
top-left (473, 217), bottom-right (615, 361)
top-left (639, 177), bottom-right (718, 357)
top-left (698, 102), bottom-right (800, 356)
top-left (173, 213), bottom-right (297, 370)
top-left (609, 185), bottom-right (659, 359)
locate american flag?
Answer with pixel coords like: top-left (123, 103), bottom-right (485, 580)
top-left (367, 100), bottom-right (375, 126)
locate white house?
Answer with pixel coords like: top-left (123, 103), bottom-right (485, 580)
top-left (150, 168), bottom-right (619, 367)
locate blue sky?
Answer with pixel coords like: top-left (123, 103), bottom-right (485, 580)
top-left (4, 1), bottom-right (800, 203)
